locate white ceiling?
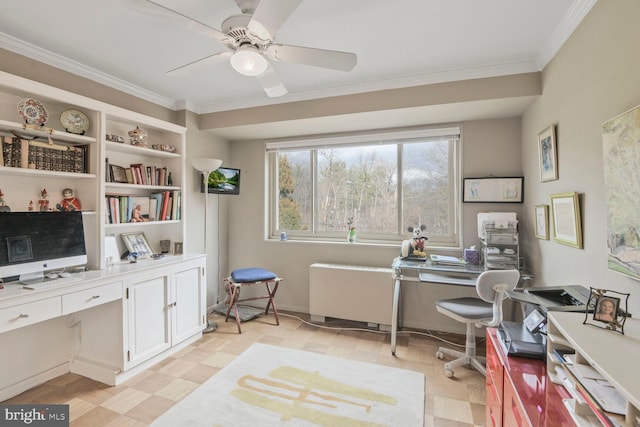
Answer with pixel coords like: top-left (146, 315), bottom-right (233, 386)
top-left (0, 0), bottom-right (595, 117)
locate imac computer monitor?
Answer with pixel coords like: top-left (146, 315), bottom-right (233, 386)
top-left (0, 211), bottom-right (87, 282)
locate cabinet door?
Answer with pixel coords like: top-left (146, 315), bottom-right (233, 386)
top-left (503, 376), bottom-right (533, 427)
top-left (172, 264), bottom-right (205, 344)
top-left (126, 275), bottom-right (171, 367)
top-left (486, 332), bottom-right (503, 427)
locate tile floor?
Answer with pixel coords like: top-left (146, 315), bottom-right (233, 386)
top-left (2, 311), bottom-right (487, 426)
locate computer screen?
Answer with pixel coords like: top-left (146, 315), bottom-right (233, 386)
top-left (0, 211), bottom-right (87, 282)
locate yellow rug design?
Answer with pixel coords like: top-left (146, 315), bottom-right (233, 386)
top-left (151, 343), bottom-right (424, 426)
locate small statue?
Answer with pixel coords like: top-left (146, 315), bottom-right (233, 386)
top-left (38, 189), bottom-right (49, 212)
top-left (130, 204), bottom-right (147, 222)
top-left (0, 189), bottom-right (10, 212)
top-left (28, 200), bottom-right (34, 211)
top-left (56, 188), bottom-right (81, 212)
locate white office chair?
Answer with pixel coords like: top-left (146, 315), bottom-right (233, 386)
top-left (435, 269), bottom-right (520, 378)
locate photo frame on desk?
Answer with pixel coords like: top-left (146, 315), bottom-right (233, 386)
top-left (462, 177), bottom-right (523, 203)
top-left (120, 232), bottom-right (155, 258)
top-left (584, 287), bottom-right (630, 334)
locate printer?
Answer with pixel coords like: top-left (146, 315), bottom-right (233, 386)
top-left (497, 284), bottom-right (591, 359)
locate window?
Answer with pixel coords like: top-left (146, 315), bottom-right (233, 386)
top-left (267, 126), bottom-right (461, 247)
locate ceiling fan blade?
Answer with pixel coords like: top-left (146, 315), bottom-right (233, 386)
top-left (266, 44), bottom-right (357, 72)
top-left (247, 0), bottom-right (302, 41)
top-left (167, 52), bottom-right (232, 77)
top-left (122, 0), bottom-right (232, 44)
top-left (256, 64), bottom-right (288, 97)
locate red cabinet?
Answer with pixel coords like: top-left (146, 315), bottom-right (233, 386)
top-left (486, 328), bottom-right (573, 426)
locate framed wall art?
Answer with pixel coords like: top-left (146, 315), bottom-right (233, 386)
top-left (462, 177), bottom-right (523, 203)
top-left (534, 204), bottom-right (549, 240)
top-left (538, 124), bottom-right (558, 182)
top-left (550, 192), bottom-right (582, 248)
top-left (602, 104), bottom-right (640, 281)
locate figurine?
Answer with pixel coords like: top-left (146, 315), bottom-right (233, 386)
top-left (130, 204), bottom-right (147, 222)
top-left (56, 188), bottom-right (81, 212)
top-left (38, 189), bottom-right (49, 211)
top-left (0, 189), bottom-right (10, 212)
top-left (28, 200), bottom-right (34, 211)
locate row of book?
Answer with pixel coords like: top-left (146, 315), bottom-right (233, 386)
top-left (1, 135), bottom-right (88, 173)
top-left (105, 190), bottom-right (181, 224)
top-left (106, 159), bottom-right (171, 187)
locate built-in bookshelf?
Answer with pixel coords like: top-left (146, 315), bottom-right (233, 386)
top-left (0, 70), bottom-right (187, 270)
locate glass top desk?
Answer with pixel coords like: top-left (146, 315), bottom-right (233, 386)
top-left (390, 256), bottom-right (531, 354)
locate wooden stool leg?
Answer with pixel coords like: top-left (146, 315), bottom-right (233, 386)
top-left (265, 281), bottom-right (280, 325)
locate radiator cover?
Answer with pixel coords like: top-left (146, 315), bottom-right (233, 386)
top-left (309, 263), bottom-right (393, 327)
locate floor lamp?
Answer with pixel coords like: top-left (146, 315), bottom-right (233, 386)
top-left (192, 158), bottom-right (223, 333)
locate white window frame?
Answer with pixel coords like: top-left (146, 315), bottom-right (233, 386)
top-left (266, 125), bottom-right (462, 248)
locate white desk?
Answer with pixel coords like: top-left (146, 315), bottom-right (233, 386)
top-left (0, 254), bottom-right (206, 401)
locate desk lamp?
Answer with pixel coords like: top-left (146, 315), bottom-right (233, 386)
top-left (192, 158), bottom-right (223, 333)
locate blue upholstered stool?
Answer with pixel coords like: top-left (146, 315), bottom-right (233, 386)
top-left (224, 268), bottom-right (283, 333)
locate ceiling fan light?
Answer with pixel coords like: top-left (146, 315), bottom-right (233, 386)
top-left (230, 48), bottom-right (268, 76)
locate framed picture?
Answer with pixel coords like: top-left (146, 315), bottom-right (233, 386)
top-left (173, 241), bottom-right (183, 255)
top-left (110, 165), bottom-right (128, 183)
top-left (120, 232), bottom-right (155, 258)
top-left (462, 177), bottom-right (523, 203)
top-left (538, 124), bottom-right (558, 182)
top-left (550, 192), bottom-right (582, 248)
top-left (584, 288), bottom-right (630, 334)
top-left (534, 204), bottom-right (549, 240)
top-left (602, 104), bottom-right (640, 281)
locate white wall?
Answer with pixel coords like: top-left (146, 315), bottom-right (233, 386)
top-left (521, 0), bottom-right (640, 316)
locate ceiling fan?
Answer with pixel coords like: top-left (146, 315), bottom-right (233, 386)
top-left (124, 0), bottom-right (358, 97)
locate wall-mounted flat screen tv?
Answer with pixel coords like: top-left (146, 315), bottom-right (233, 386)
top-left (201, 167), bottom-right (240, 195)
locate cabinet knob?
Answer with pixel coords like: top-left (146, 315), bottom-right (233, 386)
top-left (18, 313), bottom-right (29, 318)
top-left (91, 295), bottom-right (101, 299)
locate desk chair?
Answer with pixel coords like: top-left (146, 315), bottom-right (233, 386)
top-left (435, 269), bottom-right (519, 377)
top-left (223, 268), bottom-right (283, 334)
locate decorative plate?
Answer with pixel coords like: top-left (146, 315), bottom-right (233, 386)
top-left (17, 98), bottom-right (48, 125)
top-left (60, 109), bottom-right (90, 135)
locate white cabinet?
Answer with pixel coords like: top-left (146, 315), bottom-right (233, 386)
top-left (0, 70), bottom-right (187, 271)
top-left (124, 257), bottom-right (206, 370)
top-left (125, 273), bottom-right (172, 367)
top-left (547, 312), bottom-right (640, 426)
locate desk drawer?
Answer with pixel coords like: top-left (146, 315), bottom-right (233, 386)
top-left (62, 281), bottom-right (123, 314)
top-left (0, 297), bottom-right (62, 333)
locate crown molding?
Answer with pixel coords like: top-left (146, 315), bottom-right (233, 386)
top-left (0, 32), bottom-right (177, 110)
top-left (535, 0), bottom-right (597, 68)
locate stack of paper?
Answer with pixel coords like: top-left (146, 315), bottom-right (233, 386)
top-left (430, 254), bottom-right (467, 266)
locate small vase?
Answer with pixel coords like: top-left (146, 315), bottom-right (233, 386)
top-left (347, 229), bottom-right (356, 243)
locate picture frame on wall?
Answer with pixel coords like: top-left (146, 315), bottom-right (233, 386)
top-left (534, 204), bottom-right (549, 240)
top-left (550, 192), bottom-right (582, 248)
top-left (462, 177), bottom-right (524, 203)
top-left (602, 104), bottom-right (640, 281)
top-left (538, 124), bottom-right (558, 182)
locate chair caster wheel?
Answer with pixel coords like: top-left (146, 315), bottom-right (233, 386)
top-left (436, 351), bottom-right (444, 360)
top-left (445, 368), bottom-right (454, 378)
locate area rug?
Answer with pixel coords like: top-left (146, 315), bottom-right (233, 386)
top-left (151, 343), bottom-right (424, 427)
